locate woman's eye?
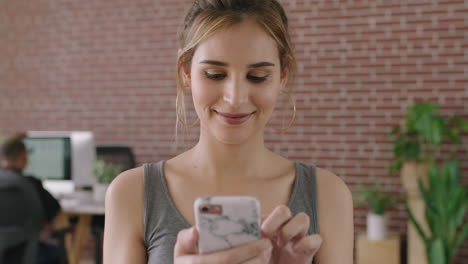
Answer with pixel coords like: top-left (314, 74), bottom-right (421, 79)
top-left (247, 75), bottom-right (268, 83)
top-left (204, 72), bottom-right (226, 80)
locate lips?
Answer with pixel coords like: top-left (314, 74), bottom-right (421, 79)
top-left (214, 110), bottom-right (255, 125)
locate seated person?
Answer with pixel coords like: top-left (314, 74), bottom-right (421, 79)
top-left (0, 135), bottom-right (63, 264)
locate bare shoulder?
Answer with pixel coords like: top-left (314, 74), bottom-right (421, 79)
top-left (107, 166), bottom-right (144, 200)
top-left (315, 167), bottom-right (353, 221)
top-left (314, 167), bottom-right (354, 263)
top-left (104, 166), bottom-right (147, 263)
top-left (106, 167), bottom-right (143, 224)
top-left (106, 167), bottom-right (143, 209)
top-left (315, 167), bottom-right (352, 201)
top-left (105, 166), bottom-right (145, 230)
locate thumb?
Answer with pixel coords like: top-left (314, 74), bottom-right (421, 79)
top-left (174, 227), bottom-right (199, 257)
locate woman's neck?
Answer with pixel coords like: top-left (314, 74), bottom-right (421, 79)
top-left (187, 133), bottom-right (273, 182)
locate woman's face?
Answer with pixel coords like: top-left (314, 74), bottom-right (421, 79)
top-left (186, 20), bottom-right (288, 145)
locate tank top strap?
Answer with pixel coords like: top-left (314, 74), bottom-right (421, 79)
top-left (143, 161), bottom-right (189, 253)
top-left (290, 162), bottom-right (320, 235)
top-left (143, 161), bottom-right (163, 249)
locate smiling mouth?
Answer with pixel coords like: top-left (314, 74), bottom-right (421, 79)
top-left (213, 110), bottom-right (256, 125)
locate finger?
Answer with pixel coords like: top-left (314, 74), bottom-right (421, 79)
top-left (293, 234), bottom-right (322, 256)
top-left (242, 246), bottom-right (272, 264)
top-left (261, 205), bottom-right (292, 237)
top-left (202, 238), bottom-right (272, 264)
top-left (280, 212), bottom-right (310, 243)
top-left (174, 227), bottom-right (199, 257)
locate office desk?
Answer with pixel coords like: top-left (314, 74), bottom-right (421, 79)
top-left (58, 192), bottom-right (105, 264)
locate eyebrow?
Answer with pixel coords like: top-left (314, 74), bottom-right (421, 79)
top-left (199, 60), bottom-right (275, 68)
top-left (248, 62), bottom-right (275, 68)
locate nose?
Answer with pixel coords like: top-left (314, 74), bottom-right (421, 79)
top-left (223, 75), bottom-right (249, 107)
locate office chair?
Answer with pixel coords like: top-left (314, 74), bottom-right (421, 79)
top-left (95, 145), bottom-right (136, 171)
top-left (92, 145), bottom-right (136, 264)
top-left (0, 173), bottom-right (45, 264)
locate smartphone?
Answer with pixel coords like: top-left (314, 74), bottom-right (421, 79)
top-left (194, 196), bottom-right (261, 254)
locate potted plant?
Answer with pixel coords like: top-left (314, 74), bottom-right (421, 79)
top-left (407, 160), bottom-right (467, 264)
top-left (354, 181), bottom-right (402, 240)
top-left (387, 102), bottom-right (468, 183)
top-left (387, 102), bottom-right (468, 264)
top-left (93, 159), bottom-right (122, 202)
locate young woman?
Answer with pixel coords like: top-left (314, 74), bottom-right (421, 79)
top-left (104, 1), bottom-right (354, 263)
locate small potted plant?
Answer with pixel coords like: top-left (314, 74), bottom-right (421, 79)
top-left (93, 159), bottom-right (122, 202)
top-left (354, 180), bottom-right (402, 240)
top-left (407, 160), bottom-right (467, 264)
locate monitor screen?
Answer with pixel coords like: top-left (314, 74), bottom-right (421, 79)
top-left (23, 137), bottom-right (72, 180)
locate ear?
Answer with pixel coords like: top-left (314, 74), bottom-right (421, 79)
top-left (182, 64), bottom-right (191, 90)
top-left (279, 67), bottom-right (289, 90)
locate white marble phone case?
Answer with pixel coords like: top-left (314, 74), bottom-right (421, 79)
top-left (194, 196), bottom-right (261, 254)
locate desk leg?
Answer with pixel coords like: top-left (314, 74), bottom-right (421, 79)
top-left (55, 212), bottom-right (74, 264)
top-left (72, 214), bottom-right (92, 264)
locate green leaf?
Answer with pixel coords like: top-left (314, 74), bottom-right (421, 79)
top-left (450, 116), bottom-right (468, 132)
top-left (427, 165), bottom-right (447, 238)
top-left (407, 206), bottom-right (428, 243)
top-left (415, 114), bottom-right (432, 139)
top-left (428, 118), bottom-right (444, 144)
top-left (428, 239), bottom-right (446, 264)
top-left (388, 160), bottom-right (403, 174)
top-left (386, 125), bottom-right (400, 137)
top-left (411, 103), bottom-right (438, 137)
top-left (355, 181), bottom-right (401, 214)
top-left (393, 136), bottom-right (406, 154)
top-left (418, 179), bottom-right (438, 221)
top-left (443, 160), bottom-right (460, 188)
top-left (428, 164), bottom-right (439, 192)
top-left (447, 128), bottom-right (461, 144)
top-left (462, 120), bottom-right (468, 132)
top-left (449, 205), bottom-right (467, 256)
top-left (449, 189), bottom-right (467, 227)
top-left (452, 224), bottom-right (468, 260)
top-left (403, 141), bottom-right (421, 159)
top-left (93, 159), bottom-right (122, 184)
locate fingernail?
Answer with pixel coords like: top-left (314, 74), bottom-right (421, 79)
top-left (294, 245), bottom-right (315, 255)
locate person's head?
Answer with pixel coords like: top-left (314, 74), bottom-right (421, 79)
top-left (176, 0), bottom-right (296, 144)
top-left (0, 135), bottom-right (28, 172)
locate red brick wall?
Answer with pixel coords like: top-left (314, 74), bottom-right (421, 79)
top-left (1, 0), bottom-right (467, 262)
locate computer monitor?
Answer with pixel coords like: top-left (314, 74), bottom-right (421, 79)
top-left (23, 137), bottom-right (72, 180)
top-left (24, 131), bottom-right (97, 188)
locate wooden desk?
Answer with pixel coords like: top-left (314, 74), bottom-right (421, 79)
top-left (356, 232), bottom-right (400, 264)
top-left (58, 192), bottom-right (105, 264)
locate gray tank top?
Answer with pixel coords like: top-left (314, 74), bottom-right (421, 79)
top-left (143, 161), bottom-right (320, 263)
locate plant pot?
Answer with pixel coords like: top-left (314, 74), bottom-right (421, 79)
top-left (367, 212), bottom-right (387, 241)
top-left (401, 161), bottom-right (430, 264)
top-left (93, 183), bottom-right (109, 202)
top-left (401, 161), bottom-right (430, 195)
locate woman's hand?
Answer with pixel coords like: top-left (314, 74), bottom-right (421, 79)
top-left (174, 227), bottom-right (273, 264)
top-left (261, 205), bottom-right (322, 264)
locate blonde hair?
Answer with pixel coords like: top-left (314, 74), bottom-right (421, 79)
top-left (175, 0), bottom-right (296, 132)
